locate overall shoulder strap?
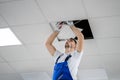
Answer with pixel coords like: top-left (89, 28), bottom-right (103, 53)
top-left (55, 54), bottom-right (63, 64)
top-left (65, 55), bottom-right (72, 62)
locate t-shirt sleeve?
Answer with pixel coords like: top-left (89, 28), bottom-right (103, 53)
top-left (74, 50), bottom-right (84, 62)
top-left (75, 50), bottom-right (83, 55)
top-left (53, 50), bottom-right (63, 62)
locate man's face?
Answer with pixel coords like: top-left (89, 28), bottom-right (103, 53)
top-left (65, 38), bottom-right (76, 49)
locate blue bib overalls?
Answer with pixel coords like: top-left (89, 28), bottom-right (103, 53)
top-left (53, 54), bottom-right (73, 80)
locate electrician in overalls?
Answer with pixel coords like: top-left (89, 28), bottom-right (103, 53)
top-left (45, 22), bottom-right (84, 80)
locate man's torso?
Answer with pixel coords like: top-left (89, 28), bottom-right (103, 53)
top-left (53, 50), bottom-right (83, 80)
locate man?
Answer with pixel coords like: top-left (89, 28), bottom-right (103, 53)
top-left (45, 22), bottom-right (84, 80)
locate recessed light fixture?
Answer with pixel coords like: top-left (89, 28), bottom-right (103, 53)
top-left (0, 28), bottom-right (22, 46)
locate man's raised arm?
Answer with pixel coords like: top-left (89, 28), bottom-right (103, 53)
top-left (70, 26), bottom-right (84, 53)
top-left (45, 31), bottom-right (59, 56)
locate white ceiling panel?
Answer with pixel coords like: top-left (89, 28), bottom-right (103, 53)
top-left (0, 16), bottom-right (8, 27)
top-left (0, 63), bottom-right (15, 74)
top-left (109, 74), bottom-right (120, 80)
top-left (0, 73), bottom-right (23, 80)
top-left (101, 55), bottom-right (120, 79)
top-left (0, 45), bottom-right (36, 62)
top-left (9, 60), bottom-right (53, 73)
top-left (101, 55), bottom-right (120, 66)
top-left (89, 16), bottom-right (120, 38)
top-left (21, 72), bottom-right (51, 80)
top-left (11, 23), bottom-right (52, 45)
top-left (83, 0), bottom-right (120, 17)
top-left (0, 0), bottom-right (19, 2)
top-left (0, 44), bottom-right (54, 63)
top-left (37, 0), bottom-right (86, 21)
top-left (0, 0), bottom-right (46, 25)
top-left (78, 69), bottom-right (108, 80)
top-left (25, 44), bottom-right (53, 61)
top-left (84, 39), bottom-right (99, 56)
top-left (80, 55), bottom-right (104, 69)
top-left (96, 38), bottom-right (120, 54)
top-left (0, 56), bottom-right (5, 62)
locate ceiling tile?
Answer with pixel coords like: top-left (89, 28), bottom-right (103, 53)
top-left (25, 44), bottom-right (53, 60)
top-left (96, 38), bottom-right (120, 54)
top-left (109, 77), bottom-right (120, 80)
top-left (11, 23), bottom-right (52, 44)
top-left (0, 44), bottom-right (54, 62)
top-left (0, 0), bottom-right (46, 25)
top-left (0, 16), bottom-right (8, 27)
top-left (80, 55), bottom-right (104, 69)
top-left (101, 55), bottom-right (120, 66)
top-left (84, 39), bottom-right (99, 56)
top-left (78, 69), bottom-right (108, 80)
top-left (0, 56), bottom-right (5, 63)
top-left (0, 45), bottom-right (37, 62)
top-left (83, 0), bottom-right (120, 17)
top-left (21, 72), bottom-right (51, 80)
top-left (101, 54), bottom-right (120, 78)
top-left (89, 16), bottom-right (120, 38)
top-left (0, 73), bottom-right (23, 80)
top-left (37, 0), bottom-right (86, 21)
top-left (0, 0), bottom-right (17, 2)
top-left (9, 60), bottom-right (53, 73)
top-left (0, 63), bottom-right (15, 74)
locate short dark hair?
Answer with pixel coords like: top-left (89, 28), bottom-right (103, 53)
top-left (70, 38), bottom-right (77, 44)
top-left (73, 38), bottom-right (77, 44)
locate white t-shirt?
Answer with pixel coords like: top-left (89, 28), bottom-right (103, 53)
top-left (53, 50), bottom-right (83, 80)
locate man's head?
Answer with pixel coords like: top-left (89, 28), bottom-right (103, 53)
top-left (65, 38), bottom-right (77, 49)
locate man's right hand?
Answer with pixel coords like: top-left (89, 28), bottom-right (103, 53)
top-left (66, 21), bottom-right (74, 27)
top-left (56, 22), bottom-right (66, 32)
